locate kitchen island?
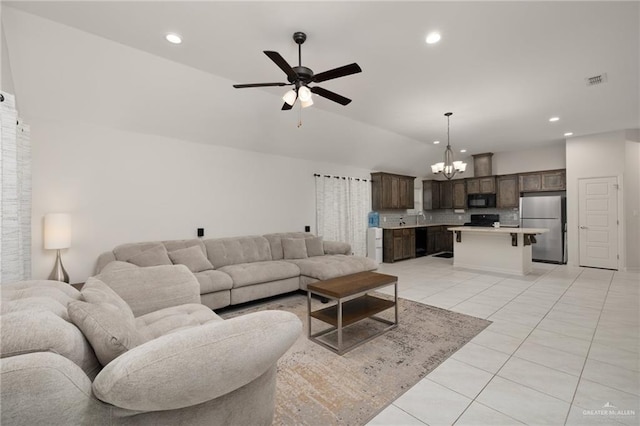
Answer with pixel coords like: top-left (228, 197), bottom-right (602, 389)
top-left (447, 226), bottom-right (549, 275)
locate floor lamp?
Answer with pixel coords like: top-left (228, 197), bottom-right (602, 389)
top-left (45, 213), bottom-right (71, 283)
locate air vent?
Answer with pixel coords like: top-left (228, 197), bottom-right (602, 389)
top-left (585, 73), bottom-right (608, 86)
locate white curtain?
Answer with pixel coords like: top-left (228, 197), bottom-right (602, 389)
top-left (315, 174), bottom-right (371, 257)
top-left (1, 92), bottom-right (31, 283)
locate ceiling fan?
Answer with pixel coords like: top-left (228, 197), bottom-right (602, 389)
top-left (233, 31), bottom-right (362, 110)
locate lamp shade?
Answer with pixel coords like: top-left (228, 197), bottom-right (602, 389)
top-left (44, 213), bottom-right (71, 249)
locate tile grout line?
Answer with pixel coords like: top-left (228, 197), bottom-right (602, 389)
top-left (562, 270), bottom-right (617, 426)
top-left (450, 264), bottom-right (592, 425)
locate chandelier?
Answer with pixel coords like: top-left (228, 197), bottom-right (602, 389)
top-left (430, 112), bottom-right (467, 180)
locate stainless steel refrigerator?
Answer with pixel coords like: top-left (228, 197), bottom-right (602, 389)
top-left (520, 195), bottom-right (567, 264)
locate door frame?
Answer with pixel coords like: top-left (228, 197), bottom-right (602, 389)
top-left (577, 175), bottom-right (622, 270)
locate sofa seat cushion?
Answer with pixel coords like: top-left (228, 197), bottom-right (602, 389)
top-left (193, 270), bottom-right (233, 293)
top-left (286, 255), bottom-right (378, 281)
top-left (136, 304), bottom-right (222, 341)
top-left (218, 261), bottom-right (300, 288)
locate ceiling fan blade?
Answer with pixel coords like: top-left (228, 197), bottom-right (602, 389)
top-left (310, 86), bottom-right (352, 106)
top-left (233, 82), bottom-right (288, 88)
top-left (281, 102), bottom-right (294, 110)
top-left (264, 51), bottom-right (298, 81)
top-left (312, 63), bottom-right (362, 83)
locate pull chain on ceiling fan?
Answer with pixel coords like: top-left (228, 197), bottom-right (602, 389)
top-left (233, 32), bottom-right (362, 112)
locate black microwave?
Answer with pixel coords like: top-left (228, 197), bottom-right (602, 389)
top-left (467, 193), bottom-right (496, 208)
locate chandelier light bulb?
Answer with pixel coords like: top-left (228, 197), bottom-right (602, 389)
top-left (298, 86), bottom-right (312, 102)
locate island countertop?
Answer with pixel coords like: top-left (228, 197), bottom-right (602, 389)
top-left (447, 226), bottom-right (549, 234)
top-left (381, 223), bottom-right (462, 230)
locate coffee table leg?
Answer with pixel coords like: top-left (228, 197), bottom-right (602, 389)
top-left (337, 299), bottom-right (343, 353)
top-left (307, 290), bottom-right (312, 337)
top-left (394, 281), bottom-right (398, 325)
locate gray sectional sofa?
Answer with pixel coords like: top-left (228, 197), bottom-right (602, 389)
top-left (0, 266), bottom-right (301, 425)
top-left (96, 232), bottom-right (378, 310)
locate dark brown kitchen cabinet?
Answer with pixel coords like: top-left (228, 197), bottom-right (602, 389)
top-left (466, 177), bottom-right (496, 194)
top-left (497, 175), bottom-right (520, 208)
top-left (453, 180), bottom-right (467, 209)
top-left (519, 169), bottom-right (566, 193)
top-left (383, 228), bottom-right (415, 262)
top-left (423, 179), bottom-right (464, 210)
top-left (372, 172), bottom-right (415, 210)
top-left (425, 226), bottom-right (454, 254)
top-left (439, 181), bottom-right (453, 209)
top-left (422, 180), bottom-right (440, 210)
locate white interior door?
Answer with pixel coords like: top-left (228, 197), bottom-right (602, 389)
top-left (578, 176), bottom-right (618, 269)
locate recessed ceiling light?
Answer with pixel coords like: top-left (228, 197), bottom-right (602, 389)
top-left (426, 32), bottom-right (441, 44)
top-left (165, 33), bottom-right (182, 44)
top-left (460, 149), bottom-right (467, 153)
top-left (549, 117), bottom-right (560, 122)
top-left (433, 140), bottom-right (440, 144)
top-left (564, 132), bottom-right (573, 137)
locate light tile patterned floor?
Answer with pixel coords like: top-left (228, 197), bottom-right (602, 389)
top-left (367, 256), bottom-right (639, 426)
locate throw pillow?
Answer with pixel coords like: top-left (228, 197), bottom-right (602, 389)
top-left (282, 238), bottom-right (308, 260)
top-left (168, 245), bottom-right (214, 273)
top-left (81, 277), bottom-right (134, 321)
top-left (68, 300), bottom-right (143, 366)
top-left (127, 245), bottom-right (172, 268)
top-left (305, 236), bottom-right (324, 257)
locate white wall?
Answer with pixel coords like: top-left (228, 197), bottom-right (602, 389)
top-left (1, 20), bottom-right (15, 95)
top-left (31, 119), bottom-right (371, 282)
top-left (491, 143), bottom-right (566, 176)
top-left (624, 132), bottom-right (640, 271)
top-left (565, 130), bottom-right (632, 269)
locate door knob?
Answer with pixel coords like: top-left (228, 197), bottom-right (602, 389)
top-left (579, 226), bottom-right (588, 229)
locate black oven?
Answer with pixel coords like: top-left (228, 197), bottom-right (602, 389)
top-left (467, 193), bottom-right (496, 208)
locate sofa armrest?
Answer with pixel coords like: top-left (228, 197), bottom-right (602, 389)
top-left (95, 252), bottom-right (116, 274)
top-left (96, 264), bottom-right (200, 316)
top-left (323, 240), bottom-right (351, 255)
top-left (1, 352), bottom-right (110, 424)
top-left (92, 310), bottom-right (301, 411)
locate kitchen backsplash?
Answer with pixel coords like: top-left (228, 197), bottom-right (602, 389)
top-left (376, 208), bottom-right (520, 227)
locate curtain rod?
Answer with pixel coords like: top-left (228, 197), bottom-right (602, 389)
top-left (313, 173), bottom-right (370, 182)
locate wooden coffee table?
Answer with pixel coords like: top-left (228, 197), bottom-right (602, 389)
top-left (307, 271), bottom-right (398, 355)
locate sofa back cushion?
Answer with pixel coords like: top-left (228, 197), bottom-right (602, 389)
top-left (0, 281), bottom-right (101, 378)
top-left (126, 245), bottom-right (172, 268)
top-left (203, 236), bottom-right (272, 268)
top-left (96, 265), bottom-right (200, 317)
top-left (113, 242), bottom-right (164, 262)
top-left (263, 232), bottom-right (315, 261)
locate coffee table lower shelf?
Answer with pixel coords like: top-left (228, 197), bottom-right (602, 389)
top-left (308, 293), bottom-right (397, 355)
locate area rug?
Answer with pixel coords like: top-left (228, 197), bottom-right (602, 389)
top-left (220, 293), bottom-right (490, 426)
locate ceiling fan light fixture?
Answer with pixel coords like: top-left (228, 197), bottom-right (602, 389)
top-left (298, 86), bottom-right (312, 102)
top-left (283, 89), bottom-right (297, 106)
top-left (301, 97), bottom-right (314, 108)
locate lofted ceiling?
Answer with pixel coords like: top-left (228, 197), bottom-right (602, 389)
top-left (2, 1), bottom-right (639, 177)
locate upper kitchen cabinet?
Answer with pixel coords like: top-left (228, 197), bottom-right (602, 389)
top-left (466, 177), bottom-right (496, 194)
top-left (423, 179), bottom-right (440, 210)
top-left (423, 179), bottom-right (465, 210)
top-left (371, 172), bottom-right (415, 210)
top-left (519, 169), bottom-right (566, 193)
top-left (452, 180), bottom-right (466, 209)
top-left (472, 153), bottom-right (494, 177)
top-left (496, 174), bottom-right (520, 208)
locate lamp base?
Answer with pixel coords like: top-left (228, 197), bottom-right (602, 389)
top-left (48, 249), bottom-right (69, 283)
